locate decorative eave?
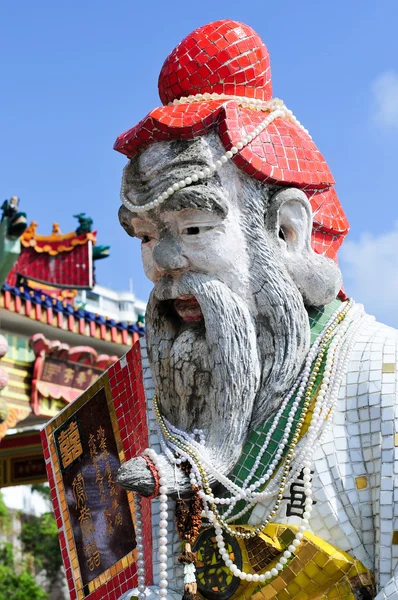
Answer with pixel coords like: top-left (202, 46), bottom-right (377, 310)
top-left (1, 283), bottom-right (145, 346)
top-left (0, 407), bottom-right (32, 447)
top-left (20, 221), bottom-right (96, 256)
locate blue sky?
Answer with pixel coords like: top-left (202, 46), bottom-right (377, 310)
top-left (1, 1), bottom-right (397, 325)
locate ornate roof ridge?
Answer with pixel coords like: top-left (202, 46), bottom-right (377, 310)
top-left (21, 221), bottom-right (97, 256)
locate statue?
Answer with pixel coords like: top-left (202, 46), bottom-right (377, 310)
top-left (1, 196), bottom-right (20, 221)
top-left (114, 20), bottom-right (398, 600)
top-left (73, 212), bottom-right (93, 235)
top-left (73, 212), bottom-right (110, 259)
top-left (1, 196), bottom-right (27, 238)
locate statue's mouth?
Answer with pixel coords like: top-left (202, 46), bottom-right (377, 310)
top-left (174, 295), bottom-right (203, 322)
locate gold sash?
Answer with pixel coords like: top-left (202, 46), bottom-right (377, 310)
top-left (194, 524), bottom-right (374, 600)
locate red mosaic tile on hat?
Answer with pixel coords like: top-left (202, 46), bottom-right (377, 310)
top-left (114, 19), bottom-right (349, 262)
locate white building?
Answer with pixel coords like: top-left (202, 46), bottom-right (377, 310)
top-left (76, 284), bottom-right (146, 324)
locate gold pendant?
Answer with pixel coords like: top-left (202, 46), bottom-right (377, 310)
top-left (192, 524), bottom-right (375, 600)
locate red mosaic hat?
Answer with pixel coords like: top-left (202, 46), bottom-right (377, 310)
top-left (114, 19), bottom-right (349, 262)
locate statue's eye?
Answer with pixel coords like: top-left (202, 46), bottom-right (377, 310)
top-left (182, 225), bottom-right (213, 236)
top-left (185, 226), bottom-right (200, 235)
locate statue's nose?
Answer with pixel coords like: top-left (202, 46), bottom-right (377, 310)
top-left (152, 234), bottom-right (189, 274)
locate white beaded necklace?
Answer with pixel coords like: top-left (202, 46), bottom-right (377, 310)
top-left (134, 448), bottom-right (170, 600)
top-left (209, 304), bottom-right (370, 584)
top-left (119, 95), bottom-right (310, 214)
top-left (143, 300), bottom-right (371, 592)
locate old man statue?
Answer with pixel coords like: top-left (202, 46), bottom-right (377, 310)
top-left (115, 20), bottom-right (398, 600)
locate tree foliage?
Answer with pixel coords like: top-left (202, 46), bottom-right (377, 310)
top-left (0, 541), bottom-right (48, 600)
top-left (20, 510), bottom-right (63, 584)
top-left (0, 491), bottom-right (8, 530)
top-left (0, 486), bottom-right (63, 596)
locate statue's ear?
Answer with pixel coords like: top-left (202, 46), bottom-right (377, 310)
top-left (267, 188), bottom-right (313, 254)
top-left (267, 188), bottom-right (342, 306)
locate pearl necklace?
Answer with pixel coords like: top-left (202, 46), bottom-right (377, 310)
top-left (218, 300), bottom-right (353, 522)
top-left (149, 300), bottom-right (370, 587)
top-left (134, 300), bottom-right (372, 595)
top-left (120, 96), bottom-right (309, 214)
top-left (286, 305), bottom-right (373, 488)
top-left (134, 448), bottom-right (170, 600)
top-left (211, 304), bottom-right (369, 583)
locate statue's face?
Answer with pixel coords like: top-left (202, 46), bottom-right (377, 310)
top-left (127, 170), bottom-right (251, 313)
top-left (119, 133), bottom-right (342, 475)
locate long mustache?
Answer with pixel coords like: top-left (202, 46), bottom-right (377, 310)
top-left (151, 272), bottom-right (219, 302)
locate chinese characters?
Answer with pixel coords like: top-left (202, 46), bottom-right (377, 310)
top-left (54, 386), bottom-right (137, 586)
top-left (71, 471), bottom-right (101, 571)
top-left (88, 426), bottom-right (123, 535)
top-left (283, 470), bottom-right (316, 518)
top-left (58, 420), bottom-right (83, 468)
top-left (41, 358), bottom-right (101, 390)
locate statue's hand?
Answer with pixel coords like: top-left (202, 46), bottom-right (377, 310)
top-left (116, 454), bottom-right (192, 497)
top-left (116, 456), bottom-right (155, 496)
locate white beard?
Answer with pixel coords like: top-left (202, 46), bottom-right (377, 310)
top-left (145, 273), bottom-right (260, 474)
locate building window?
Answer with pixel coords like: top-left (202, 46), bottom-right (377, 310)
top-left (86, 292), bottom-right (100, 305)
top-left (119, 301), bottom-right (134, 312)
top-left (102, 298), bottom-right (118, 313)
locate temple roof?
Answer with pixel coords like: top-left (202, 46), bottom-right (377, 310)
top-left (1, 207), bottom-right (145, 345)
top-left (1, 283), bottom-right (145, 345)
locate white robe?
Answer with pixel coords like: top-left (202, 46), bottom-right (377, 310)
top-left (138, 317), bottom-right (398, 599)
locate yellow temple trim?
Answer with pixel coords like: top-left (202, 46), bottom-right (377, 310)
top-left (3, 379), bottom-right (30, 392)
top-left (2, 390), bottom-right (30, 403)
top-left (20, 221), bottom-right (96, 256)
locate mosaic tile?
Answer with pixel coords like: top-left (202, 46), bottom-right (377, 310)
top-left (41, 341), bottom-right (152, 600)
top-left (113, 20), bottom-right (349, 266)
top-left (241, 318), bottom-right (398, 598)
top-left (355, 476), bottom-right (368, 490)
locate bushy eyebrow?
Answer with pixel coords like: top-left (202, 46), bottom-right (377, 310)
top-left (159, 184), bottom-right (228, 216)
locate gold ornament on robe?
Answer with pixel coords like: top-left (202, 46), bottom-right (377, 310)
top-left (193, 524), bottom-right (374, 600)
